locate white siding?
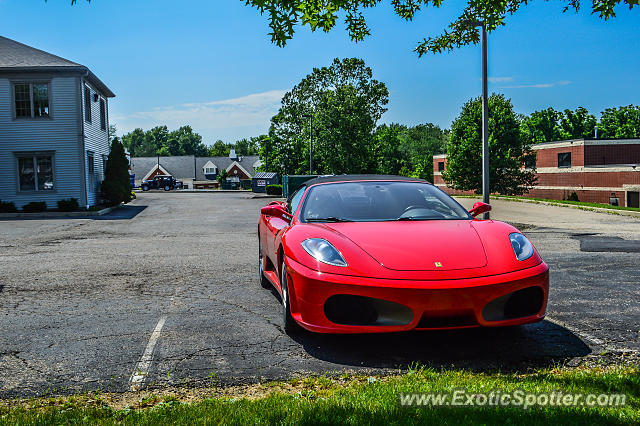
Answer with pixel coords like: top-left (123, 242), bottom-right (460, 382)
top-left (0, 76), bottom-right (84, 209)
top-left (81, 81), bottom-right (110, 206)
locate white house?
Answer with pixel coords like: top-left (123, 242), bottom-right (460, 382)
top-left (0, 36), bottom-right (116, 209)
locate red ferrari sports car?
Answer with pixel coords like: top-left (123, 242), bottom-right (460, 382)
top-left (258, 175), bottom-right (549, 334)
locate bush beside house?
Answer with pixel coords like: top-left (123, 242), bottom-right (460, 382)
top-left (102, 138), bottom-right (132, 206)
top-left (0, 201), bottom-right (18, 213)
top-left (57, 198), bottom-right (80, 212)
top-left (22, 202), bottom-right (47, 213)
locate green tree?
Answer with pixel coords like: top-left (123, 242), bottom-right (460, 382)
top-left (101, 138), bottom-right (132, 206)
top-left (269, 57), bottom-right (388, 175)
top-left (121, 128), bottom-right (145, 157)
top-left (402, 123), bottom-right (448, 181)
top-left (373, 124), bottom-right (407, 176)
top-left (561, 107), bottom-right (597, 139)
top-left (171, 126), bottom-right (209, 156)
top-left (520, 108), bottom-right (567, 144)
top-left (209, 140), bottom-right (232, 157)
top-left (234, 137), bottom-right (260, 156)
top-left (243, 1), bottom-right (637, 54)
top-left (443, 94), bottom-right (536, 195)
top-left (598, 105), bottom-right (640, 138)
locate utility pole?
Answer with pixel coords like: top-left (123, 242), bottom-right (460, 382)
top-left (301, 114), bottom-right (313, 174)
top-left (481, 22), bottom-right (490, 219)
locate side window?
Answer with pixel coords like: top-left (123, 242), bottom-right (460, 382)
top-left (287, 187), bottom-right (305, 215)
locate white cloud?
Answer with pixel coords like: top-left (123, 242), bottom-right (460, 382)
top-left (488, 76), bottom-right (514, 83)
top-left (112, 90), bottom-right (286, 142)
top-left (501, 80), bottom-right (571, 89)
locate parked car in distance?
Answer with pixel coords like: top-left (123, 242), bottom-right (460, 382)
top-left (140, 175), bottom-right (183, 191)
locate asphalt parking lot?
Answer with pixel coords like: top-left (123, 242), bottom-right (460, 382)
top-left (1, 192), bottom-right (639, 398)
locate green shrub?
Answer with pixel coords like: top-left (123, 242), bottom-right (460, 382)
top-left (567, 191), bottom-right (579, 202)
top-left (0, 201), bottom-right (18, 213)
top-left (22, 202), bottom-right (47, 213)
top-left (102, 137), bottom-right (132, 206)
top-left (266, 184), bottom-right (283, 196)
top-left (57, 198), bottom-right (80, 212)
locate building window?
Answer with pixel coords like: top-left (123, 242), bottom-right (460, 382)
top-left (558, 152), bottom-right (571, 168)
top-left (87, 152), bottom-right (95, 191)
top-left (204, 167), bottom-right (216, 174)
top-left (99, 98), bottom-right (106, 130)
top-left (438, 161), bottom-right (445, 172)
top-left (525, 153), bottom-right (537, 169)
top-left (17, 154), bottom-right (54, 191)
top-left (14, 83), bottom-right (50, 118)
top-left (84, 85), bottom-right (92, 123)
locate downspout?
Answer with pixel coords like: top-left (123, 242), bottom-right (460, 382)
top-left (78, 71), bottom-right (89, 209)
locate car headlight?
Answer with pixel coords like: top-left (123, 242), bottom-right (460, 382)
top-left (301, 238), bottom-right (347, 267)
top-left (509, 233), bottom-right (534, 261)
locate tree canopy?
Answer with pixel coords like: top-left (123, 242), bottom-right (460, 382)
top-left (122, 126), bottom-right (209, 157)
top-left (266, 57), bottom-right (389, 175)
top-left (443, 93), bottom-right (536, 195)
top-left (243, 0), bottom-right (637, 54)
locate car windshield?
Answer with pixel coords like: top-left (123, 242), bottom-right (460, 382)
top-left (301, 181), bottom-right (471, 222)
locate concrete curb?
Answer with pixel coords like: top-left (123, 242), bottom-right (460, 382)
top-left (456, 196), bottom-right (640, 218)
top-left (0, 204), bottom-right (121, 219)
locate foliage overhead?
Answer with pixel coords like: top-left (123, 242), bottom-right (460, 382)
top-left (443, 93), bottom-right (536, 195)
top-left (243, 0), bottom-right (638, 54)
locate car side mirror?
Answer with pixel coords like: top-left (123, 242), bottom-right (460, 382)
top-left (469, 202), bottom-right (491, 217)
top-left (261, 204), bottom-right (293, 220)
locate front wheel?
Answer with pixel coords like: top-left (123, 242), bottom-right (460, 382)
top-left (281, 260), bottom-right (300, 334)
top-left (141, 184), bottom-right (149, 191)
top-left (164, 185), bottom-right (171, 191)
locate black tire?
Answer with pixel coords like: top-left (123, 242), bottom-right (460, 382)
top-left (280, 260), bottom-right (300, 334)
top-left (141, 184), bottom-right (149, 191)
top-left (258, 238), bottom-right (270, 289)
top-left (164, 185), bottom-right (171, 191)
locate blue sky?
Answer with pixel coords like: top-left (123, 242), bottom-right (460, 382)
top-left (2, 0), bottom-right (638, 144)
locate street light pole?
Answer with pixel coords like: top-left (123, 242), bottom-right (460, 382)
top-left (481, 22), bottom-right (490, 219)
top-left (302, 114), bottom-right (313, 174)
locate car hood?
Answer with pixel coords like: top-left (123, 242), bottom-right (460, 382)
top-left (325, 220), bottom-right (487, 271)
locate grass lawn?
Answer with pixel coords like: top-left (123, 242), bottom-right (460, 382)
top-left (456, 195), bottom-right (640, 213)
top-left (1, 366), bottom-right (638, 425)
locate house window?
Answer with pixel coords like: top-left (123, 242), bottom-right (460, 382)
top-left (14, 83), bottom-right (50, 118)
top-left (438, 161), bottom-right (445, 172)
top-left (17, 154), bottom-right (54, 191)
top-left (87, 152), bottom-right (95, 191)
top-left (204, 167), bottom-right (216, 174)
top-left (558, 152), bottom-right (571, 168)
top-left (99, 98), bottom-right (106, 130)
top-left (84, 85), bottom-right (92, 123)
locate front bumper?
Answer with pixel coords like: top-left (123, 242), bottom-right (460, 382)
top-left (284, 256), bottom-right (549, 334)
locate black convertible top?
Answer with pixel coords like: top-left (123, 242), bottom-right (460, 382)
top-left (302, 174), bottom-right (429, 187)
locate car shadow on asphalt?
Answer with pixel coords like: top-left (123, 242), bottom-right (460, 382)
top-left (286, 320), bottom-right (591, 373)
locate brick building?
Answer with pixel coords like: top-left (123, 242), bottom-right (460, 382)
top-left (433, 139), bottom-right (640, 207)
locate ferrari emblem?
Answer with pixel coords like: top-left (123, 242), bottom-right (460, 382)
top-left (435, 262), bottom-right (443, 268)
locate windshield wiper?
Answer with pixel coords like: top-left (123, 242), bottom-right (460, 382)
top-left (395, 216), bottom-right (436, 221)
top-left (306, 217), bottom-right (354, 223)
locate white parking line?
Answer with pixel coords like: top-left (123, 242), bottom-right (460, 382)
top-left (129, 315), bottom-right (167, 391)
